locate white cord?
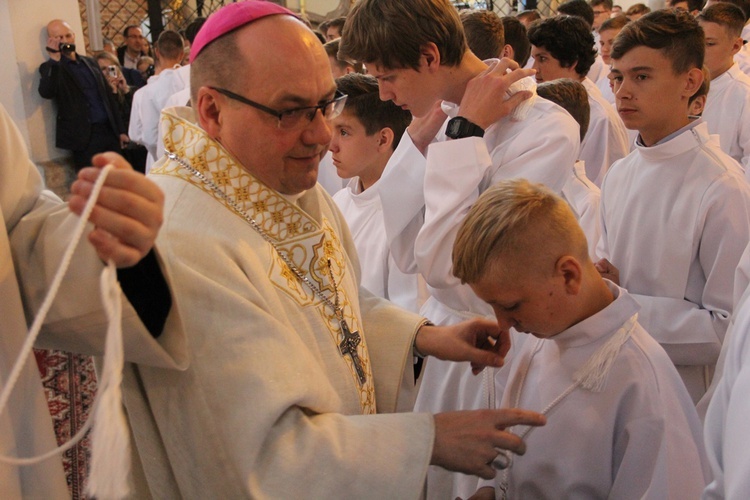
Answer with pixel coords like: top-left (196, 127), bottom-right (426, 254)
top-left (0, 164), bottom-right (131, 497)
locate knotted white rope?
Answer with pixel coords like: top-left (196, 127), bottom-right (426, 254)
top-left (0, 164), bottom-right (131, 498)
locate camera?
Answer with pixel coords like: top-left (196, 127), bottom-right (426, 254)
top-left (60, 43), bottom-right (75, 53)
top-left (107, 65), bottom-right (118, 78)
top-left (146, 64), bottom-right (155, 78)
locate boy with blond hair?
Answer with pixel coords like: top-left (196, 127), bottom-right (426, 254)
top-left (599, 9), bottom-right (750, 403)
top-left (698, 3), bottom-right (750, 173)
top-left (453, 179), bottom-right (709, 499)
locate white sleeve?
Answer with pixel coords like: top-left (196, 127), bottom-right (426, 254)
top-left (415, 112), bottom-right (579, 290)
top-left (128, 87), bottom-right (145, 143)
top-left (415, 137), bottom-right (493, 289)
top-left (632, 176), bottom-right (750, 365)
top-left (377, 131), bottom-right (428, 275)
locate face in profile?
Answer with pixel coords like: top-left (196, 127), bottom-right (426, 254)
top-left (210, 17), bottom-right (338, 195)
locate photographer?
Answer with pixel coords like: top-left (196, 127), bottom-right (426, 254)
top-left (39, 19), bottom-right (128, 171)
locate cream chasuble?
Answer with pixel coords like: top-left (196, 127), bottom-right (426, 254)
top-left (126, 107), bottom-right (432, 498)
top-left (158, 107), bottom-right (376, 412)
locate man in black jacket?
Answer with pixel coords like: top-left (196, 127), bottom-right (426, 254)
top-left (39, 19), bottom-right (128, 170)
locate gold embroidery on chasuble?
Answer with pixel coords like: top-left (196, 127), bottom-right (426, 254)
top-left (154, 110), bottom-right (376, 414)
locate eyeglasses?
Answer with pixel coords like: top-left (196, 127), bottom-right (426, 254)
top-left (210, 87), bottom-right (348, 129)
top-left (593, 10), bottom-right (608, 14)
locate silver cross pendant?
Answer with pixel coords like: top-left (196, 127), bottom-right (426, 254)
top-left (338, 319), bottom-right (366, 386)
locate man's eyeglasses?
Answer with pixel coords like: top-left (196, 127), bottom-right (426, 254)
top-left (210, 87), bottom-right (348, 129)
top-left (593, 10), bottom-right (608, 15)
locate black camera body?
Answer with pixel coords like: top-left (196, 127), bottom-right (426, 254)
top-left (60, 43), bottom-right (75, 53)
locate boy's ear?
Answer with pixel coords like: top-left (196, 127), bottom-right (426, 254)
top-left (501, 44), bottom-right (514, 60)
top-left (683, 67), bottom-right (704, 100)
top-left (419, 42), bottom-right (441, 71)
top-left (731, 36), bottom-right (744, 56)
top-left (556, 255), bottom-right (583, 295)
top-left (377, 127), bottom-right (395, 152)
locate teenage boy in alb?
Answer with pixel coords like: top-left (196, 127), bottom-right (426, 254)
top-left (597, 9), bottom-right (750, 404)
top-left (341, 1), bottom-right (579, 497)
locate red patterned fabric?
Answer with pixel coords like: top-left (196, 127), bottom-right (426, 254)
top-left (34, 349), bottom-right (97, 499)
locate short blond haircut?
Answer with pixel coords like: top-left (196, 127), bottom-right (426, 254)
top-left (452, 179), bottom-right (589, 284)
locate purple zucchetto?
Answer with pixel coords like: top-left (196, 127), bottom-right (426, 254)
top-left (189, 1), bottom-right (297, 64)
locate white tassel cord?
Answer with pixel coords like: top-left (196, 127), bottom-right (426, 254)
top-left (573, 315), bottom-right (637, 392)
top-left (0, 164), bottom-right (132, 499)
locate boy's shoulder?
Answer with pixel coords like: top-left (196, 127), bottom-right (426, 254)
top-left (488, 95), bottom-right (579, 144)
top-left (607, 122), bottom-right (743, 184)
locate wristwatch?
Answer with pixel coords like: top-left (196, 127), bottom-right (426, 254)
top-left (445, 116), bottom-right (485, 139)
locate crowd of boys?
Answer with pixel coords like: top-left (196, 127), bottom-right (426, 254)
top-left (5, 0), bottom-right (750, 498)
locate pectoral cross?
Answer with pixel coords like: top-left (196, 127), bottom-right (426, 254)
top-left (338, 319), bottom-right (366, 386)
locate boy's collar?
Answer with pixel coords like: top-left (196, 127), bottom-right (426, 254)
top-left (636, 117), bottom-right (703, 147)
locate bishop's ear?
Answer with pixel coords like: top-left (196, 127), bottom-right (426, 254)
top-left (195, 87), bottom-right (223, 140)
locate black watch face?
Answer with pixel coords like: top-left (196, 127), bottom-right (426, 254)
top-left (447, 118), bottom-right (465, 137)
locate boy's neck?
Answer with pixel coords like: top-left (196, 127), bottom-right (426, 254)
top-left (569, 270), bottom-right (615, 329)
top-left (711, 60), bottom-right (734, 80)
top-left (359, 153), bottom-right (391, 192)
top-left (444, 51), bottom-right (489, 105)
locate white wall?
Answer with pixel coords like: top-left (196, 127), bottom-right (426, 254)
top-left (0, 0), bottom-right (83, 162)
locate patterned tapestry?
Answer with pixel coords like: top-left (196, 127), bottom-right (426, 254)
top-left (35, 349), bottom-right (97, 499)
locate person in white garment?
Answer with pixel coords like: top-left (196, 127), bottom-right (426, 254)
top-left (556, 0), bottom-right (609, 83)
top-left (128, 30), bottom-right (189, 171)
top-left (0, 101), bottom-right (182, 498)
top-left (536, 78), bottom-right (602, 262)
top-left (340, 1), bottom-right (580, 497)
top-left (452, 178), bottom-right (711, 500)
top-left (330, 73), bottom-right (425, 313)
top-left (138, 2), bottom-right (547, 497)
top-left (596, 15), bottom-right (631, 106)
top-left (702, 243), bottom-right (750, 499)
top-left (597, 9), bottom-right (750, 404)
top-left (698, 3), bottom-right (750, 174)
top-left (528, 15), bottom-right (630, 186)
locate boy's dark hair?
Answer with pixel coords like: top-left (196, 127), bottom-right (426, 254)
top-left (528, 16), bottom-right (597, 77)
top-left (340, 0), bottom-right (467, 69)
top-left (714, 0), bottom-right (750, 22)
top-left (501, 16), bottom-right (531, 66)
top-left (517, 9), bottom-right (542, 23)
top-left (325, 39), bottom-right (365, 74)
top-left (600, 14), bottom-right (630, 32)
top-left (460, 9), bottom-right (505, 60)
top-left (328, 16), bottom-right (347, 35)
top-left (156, 30), bottom-right (185, 61)
top-left (611, 9), bottom-right (704, 74)
top-left (591, 0), bottom-right (614, 10)
top-left (557, 0), bottom-right (596, 29)
top-left (318, 19), bottom-right (331, 35)
top-left (185, 17), bottom-right (207, 45)
top-left (536, 79), bottom-right (591, 142)
top-left (335, 73), bottom-right (412, 150)
top-left (669, 0), bottom-right (705, 11)
top-left (697, 3), bottom-right (746, 37)
top-left (626, 3), bottom-right (651, 16)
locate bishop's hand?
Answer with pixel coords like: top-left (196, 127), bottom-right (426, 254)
top-left (414, 318), bottom-right (510, 374)
top-left (69, 152), bottom-right (164, 268)
top-left (431, 409), bottom-right (546, 479)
